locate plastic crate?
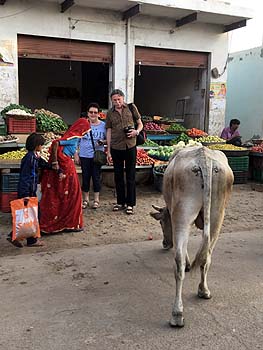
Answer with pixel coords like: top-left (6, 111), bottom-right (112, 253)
top-left (0, 124), bottom-right (7, 135)
top-left (0, 173), bottom-right (20, 192)
top-left (0, 191), bottom-right (17, 213)
top-left (153, 169), bottom-right (163, 192)
top-left (252, 169), bottom-right (263, 183)
top-left (250, 154), bottom-right (263, 170)
top-left (233, 171), bottom-right (248, 184)
top-left (7, 117), bottom-right (36, 133)
top-left (227, 156), bottom-right (249, 172)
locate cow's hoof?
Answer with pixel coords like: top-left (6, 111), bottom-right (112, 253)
top-left (170, 313), bottom-right (184, 328)
top-left (198, 285), bottom-right (211, 299)
top-left (162, 240), bottom-right (173, 250)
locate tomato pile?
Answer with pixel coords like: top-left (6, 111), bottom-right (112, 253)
top-left (186, 128), bottom-right (208, 137)
top-left (251, 143), bottom-right (263, 153)
top-left (144, 122), bottom-right (164, 131)
top-left (107, 149), bottom-right (154, 166)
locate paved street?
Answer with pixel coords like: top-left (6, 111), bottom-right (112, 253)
top-left (0, 229), bottom-right (262, 350)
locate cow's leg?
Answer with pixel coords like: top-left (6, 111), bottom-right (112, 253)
top-left (170, 228), bottom-right (190, 327)
top-left (185, 251), bottom-right (191, 272)
top-left (198, 212), bottom-right (224, 299)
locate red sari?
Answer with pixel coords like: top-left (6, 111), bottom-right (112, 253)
top-left (40, 119), bottom-right (90, 233)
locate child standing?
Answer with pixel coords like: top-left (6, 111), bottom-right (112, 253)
top-left (7, 133), bottom-right (57, 248)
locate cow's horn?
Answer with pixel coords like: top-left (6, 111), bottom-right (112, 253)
top-left (152, 205), bottom-right (162, 212)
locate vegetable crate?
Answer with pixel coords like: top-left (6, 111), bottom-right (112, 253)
top-left (227, 156), bottom-right (249, 172)
top-left (233, 171), bottom-right (248, 184)
top-left (0, 124), bottom-right (7, 135)
top-left (0, 173), bottom-right (20, 192)
top-left (0, 191), bottom-right (17, 213)
top-left (7, 117), bottom-right (36, 133)
top-left (250, 154), bottom-right (263, 183)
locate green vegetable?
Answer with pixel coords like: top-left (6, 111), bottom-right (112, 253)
top-left (1, 104), bottom-right (32, 118)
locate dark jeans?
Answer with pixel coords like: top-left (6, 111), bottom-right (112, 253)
top-left (111, 146), bottom-right (137, 207)
top-left (80, 157), bottom-right (101, 193)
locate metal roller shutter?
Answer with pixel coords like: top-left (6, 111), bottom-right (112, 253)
top-left (18, 35), bottom-right (113, 63)
top-left (135, 46), bottom-right (208, 68)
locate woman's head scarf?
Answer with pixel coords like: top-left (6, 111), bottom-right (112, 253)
top-left (61, 118), bottom-right (90, 140)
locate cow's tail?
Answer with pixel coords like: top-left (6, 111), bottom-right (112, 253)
top-left (191, 148), bottom-right (212, 270)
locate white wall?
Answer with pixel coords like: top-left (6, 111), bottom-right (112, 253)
top-left (0, 0), bottom-right (230, 132)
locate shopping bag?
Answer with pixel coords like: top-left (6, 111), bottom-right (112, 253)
top-left (10, 197), bottom-right (40, 241)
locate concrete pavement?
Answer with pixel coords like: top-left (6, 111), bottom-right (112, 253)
top-left (0, 229), bottom-right (262, 350)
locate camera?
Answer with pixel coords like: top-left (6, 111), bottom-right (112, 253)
top-left (123, 126), bottom-right (135, 135)
top-left (97, 139), bottom-right (104, 146)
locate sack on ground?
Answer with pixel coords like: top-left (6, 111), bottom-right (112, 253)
top-left (10, 197), bottom-right (40, 241)
top-left (94, 150), bottom-right (107, 166)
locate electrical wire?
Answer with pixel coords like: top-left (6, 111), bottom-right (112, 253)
top-left (0, 1), bottom-right (42, 20)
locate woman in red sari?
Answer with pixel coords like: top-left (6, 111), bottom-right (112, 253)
top-left (40, 118), bottom-right (90, 233)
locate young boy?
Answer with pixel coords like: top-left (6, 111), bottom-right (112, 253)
top-left (7, 133), bottom-right (57, 248)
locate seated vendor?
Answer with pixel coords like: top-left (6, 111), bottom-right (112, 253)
top-left (221, 119), bottom-right (242, 146)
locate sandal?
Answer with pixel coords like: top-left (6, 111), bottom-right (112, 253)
top-left (126, 206), bottom-right (134, 215)
top-left (6, 237), bottom-right (23, 248)
top-left (82, 200), bottom-right (89, 209)
top-left (92, 201), bottom-right (100, 209)
top-left (113, 204), bottom-right (126, 212)
top-left (27, 240), bottom-right (45, 247)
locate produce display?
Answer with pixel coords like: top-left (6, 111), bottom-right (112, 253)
top-left (136, 149), bottom-right (155, 165)
top-left (43, 131), bottom-right (61, 143)
top-left (35, 109), bottom-right (68, 133)
top-left (154, 164), bottom-right (167, 174)
top-left (186, 128), bottom-right (208, 138)
top-left (0, 135), bottom-right (19, 143)
top-left (5, 109), bottom-right (35, 118)
top-left (251, 144), bottom-right (263, 153)
top-left (0, 149), bottom-right (26, 160)
top-left (108, 148), bottom-right (154, 166)
top-left (141, 139), bottom-right (159, 147)
top-left (35, 109), bottom-right (62, 119)
top-left (99, 112), bottom-right (107, 120)
top-left (167, 123), bottom-right (186, 132)
top-left (195, 135), bottom-right (226, 143)
top-left (1, 104), bottom-right (32, 117)
top-left (208, 144), bottom-right (247, 151)
top-left (144, 122), bottom-right (165, 132)
top-left (148, 140), bottom-right (202, 160)
top-left (170, 133), bottom-right (191, 145)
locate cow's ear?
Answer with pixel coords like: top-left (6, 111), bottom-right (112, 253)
top-left (150, 212), bottom-right (162, 221)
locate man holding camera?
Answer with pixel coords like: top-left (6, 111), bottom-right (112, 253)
top-left (106, 89), bottom-right (143, 215)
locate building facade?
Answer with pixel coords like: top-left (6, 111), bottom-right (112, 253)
top-left (226, 46), bottom-right (263, 141)
top-left (0, 0), bottom-right (252, 133)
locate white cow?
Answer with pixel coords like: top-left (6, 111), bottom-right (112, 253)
top-left (151, 146), bottom-right (234, 327)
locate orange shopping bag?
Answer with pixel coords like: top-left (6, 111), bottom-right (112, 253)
top-left (10, 197), bottom-right (40, 241)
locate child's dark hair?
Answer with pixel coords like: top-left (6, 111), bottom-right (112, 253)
top-left (26, 133), bottom-right (45, 151)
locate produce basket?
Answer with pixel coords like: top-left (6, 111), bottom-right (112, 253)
top-left (250, 153), bottom-right (263, 183)
top-left (0, 173), bottom-right (20, 192)
top-left (167, 130), bottom-right (186, 135)
top-left (202, 141), bottom-right (226, 146)
top-left (233, 171), bottom-right (248, 184)
top-left (227, 156), bottom-right (249, 172)
top-left (0, 191), bottom-right (17, 212)
top-left (7, 117), bottom-right (36, 133)
top-left (146, 130), bottom-right (167, 135)
top-left (6, 114), bottom-right (35, 120)
top-left (221, 149), bottom-right (250, 157)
